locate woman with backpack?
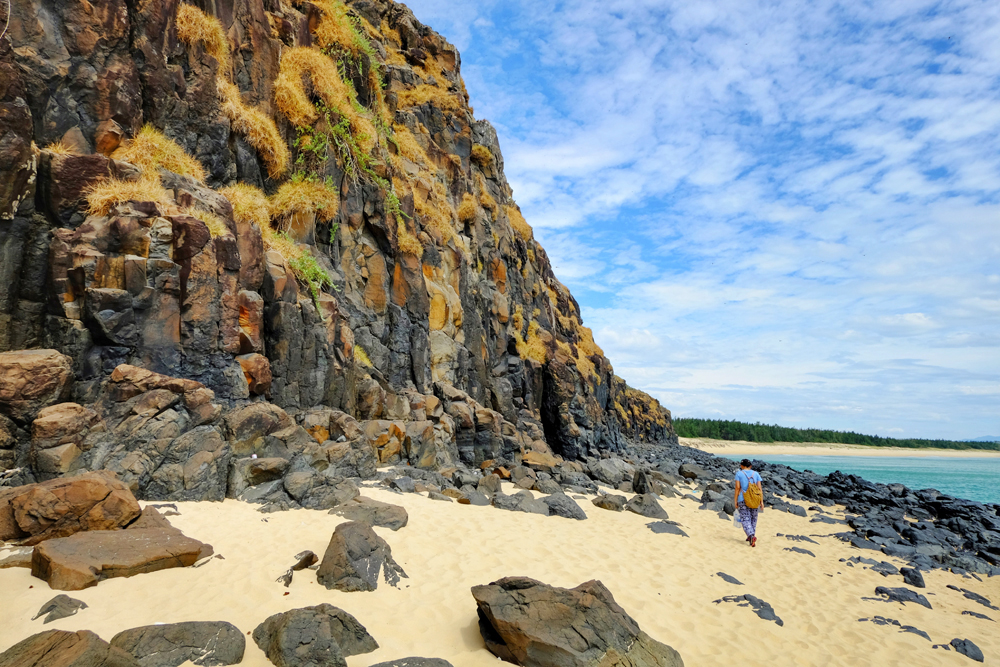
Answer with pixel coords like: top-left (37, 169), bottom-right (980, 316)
top-left (734, 459), bottom-right (763, 547)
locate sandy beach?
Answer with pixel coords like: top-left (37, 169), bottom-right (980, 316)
top-left (681, 437), bottom-right (1000, 459)
top-left (2, 482), bottom-right (997, 667)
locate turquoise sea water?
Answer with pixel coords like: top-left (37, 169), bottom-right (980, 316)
top-left (719, 454), bottom-right (1000, 506)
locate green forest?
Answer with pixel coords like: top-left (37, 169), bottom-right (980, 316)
top-left (674, 418), bottom-right (1000, 451)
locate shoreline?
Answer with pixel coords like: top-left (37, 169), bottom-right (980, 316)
top-left (680, 437), bottom-right (1000, 458)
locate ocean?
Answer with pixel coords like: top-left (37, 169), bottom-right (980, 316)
top-left (718, 454), bottom-right (1000, 506)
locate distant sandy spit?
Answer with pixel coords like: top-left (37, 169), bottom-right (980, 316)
top-left (682, 437), bottom-right (1000, 459)
top-left (2, 483), bottom-right (998, 667)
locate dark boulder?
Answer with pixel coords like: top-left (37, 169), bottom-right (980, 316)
top-left (950, 638), bottom-right (984, 663)
top-left (625, 494), bottom-right (668, 520)
top-left (317, 521), bottom-right (407, 592)
top-left (678, 463), bottom-right (706, 480)
top-left (591, 495), bottom-right (626, 512)
top-left (390, 476), bottom-right (417, 494)
top-left (492, 491), bottom-right (549, 516)
top-left (370, 660), bottom-right (453, 667)
top-left (471, 576), bottom-right (683, 667)
top-left (541, 493), bottom-right (587, 520)
top-left (252, 604), bottom-right (378, 667)
top-left (330, 497), bottom-right (409, 531)
top-left (900, 567), bottom-right (925, 588)
top-left (110, 621), bottom-right (245, 667)
top-left (0, 630), bottom-right (139, 667)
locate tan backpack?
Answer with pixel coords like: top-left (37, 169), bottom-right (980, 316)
top-left (741, 472), bottom-right (763, 509)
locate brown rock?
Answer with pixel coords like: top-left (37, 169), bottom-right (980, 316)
top-left (124, 506), bottom-right (175, 531)
top-left (95, 119), bottom-right (125, 156)
top-left (236, 353), bottom-right (272, 396)
top-left (522, 450), bottom-right (560, 469)
top-left (106, 365), bottom-right (204, 402)
top-left (471, 577), bottom-right (684, 667)
top-left (31, 403), bottom-right (102, 475)
top-left (32, 528), bottom-right (210, 590)
top-left (0, 629), bottom-right (140, 667)
top-left (1, 472), bottom-right (141, 545)
top-left (237, 290), bottom-right (264, 353)
top-left (41, 153), bottom-right (113, 224)
top-left (225, 402), bottom-right (293, 456)
top-left (0, 350), bottom-right (74, 423)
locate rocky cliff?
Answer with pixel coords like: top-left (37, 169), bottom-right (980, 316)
top-left (0, 0), bottom-right (674, 493)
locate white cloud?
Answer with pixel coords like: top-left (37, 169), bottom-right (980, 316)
top-left (404, 0), bottom-right (1000, 440)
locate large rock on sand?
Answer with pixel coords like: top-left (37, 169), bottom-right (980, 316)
top-left (0, 629), bottom-right (139, 667)
top-left (329, 497), bottom-right (409, 531)
top-left (0, 350), bottom-right (74, 423)
top-left (110, 621), bottom-right (245, 667)
top-left (32, 528), bottom-right (211, 590)
top-left (0, 472), bottom-right (141, 545)
top-left (252, 604), bottom-right (378, 667)
top-left (317, 521), bottom-right (407, 592)
top-left (471, 576), bottom-right (684, 667)
top-left (625, 494), bottom-right (669, 520)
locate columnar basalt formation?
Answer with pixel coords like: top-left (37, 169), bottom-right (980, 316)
top-left (0, 0), bottom-right (674, 492)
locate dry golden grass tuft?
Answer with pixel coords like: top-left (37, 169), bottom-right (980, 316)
top-left (397, 219), bottom-right (424, 258)
top-left (414, 178), bottom-right (463, 250)
top-left (86, 178), bottom-right (171, 217)
top-left (512, 305), bottom-right (524, 333)
top-left (514, 319), bottom-right (548, 364)
top-left (471, 144), bottom-right (492, 167)
top-left (396, 84), bottom-right (463, 114)
top-left (457, 193), bottom-right (477, 223)
top-left (112, 125), bottom-right (206, 182)
top-left (392, 125), bottom-right (429, 166)
top-left (307, 0), bottom-right (369, 58)
top-left (176, 3), bottom-right (230, 74)
top-left (504, 204), bottom-right (533, 241)
top-left (220, 183), bottom-right (271, 229)
top-left (476, 174), bottom-right (498, 220)
top-left (43, 141), bottom-right (78, 155)
top-left (218, 81), bottom-right (290, 179)
top-left (269, 180), bottom-right (340, 223)
top-left (274, 47), bottom-right (377, 153)
top-left (186, 208), bottom-right (230, 238)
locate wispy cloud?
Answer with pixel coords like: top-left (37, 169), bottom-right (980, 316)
top-left (404, 0), bottom-right (1000, 439)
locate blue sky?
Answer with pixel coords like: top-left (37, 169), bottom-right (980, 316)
top-left (402, 0), bottom-right (1000, 440)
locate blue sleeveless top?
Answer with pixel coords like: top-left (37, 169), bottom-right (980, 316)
top-left (735, 469), bottom-right (761, 494)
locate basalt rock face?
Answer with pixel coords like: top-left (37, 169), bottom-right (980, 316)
top-left (0, 0), bottom-right (674, 490)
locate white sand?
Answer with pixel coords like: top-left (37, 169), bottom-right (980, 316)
top-left (1, 483), bottom-right (998, 666)
top-left (682, 437), bottom-right (1000, 458)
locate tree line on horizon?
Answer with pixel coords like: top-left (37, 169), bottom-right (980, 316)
top-left (674, 418), bottom-right (1000, 451)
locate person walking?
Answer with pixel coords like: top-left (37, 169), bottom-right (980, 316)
top-left (733, 459), bottom-right (763, 547)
